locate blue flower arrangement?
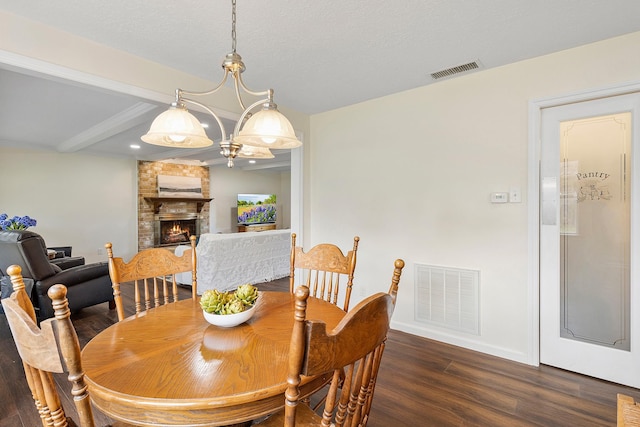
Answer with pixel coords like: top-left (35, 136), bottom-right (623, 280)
top-left (0, 213), bottom-right (37, 230)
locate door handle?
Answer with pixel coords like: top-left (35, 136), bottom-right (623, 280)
top-left (541, 177), bottom-right (557, 225)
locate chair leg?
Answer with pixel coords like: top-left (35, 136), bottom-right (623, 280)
top-left (108, 300), bottom-right (116, 310)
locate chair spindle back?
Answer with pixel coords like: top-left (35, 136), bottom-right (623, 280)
top-left (256, 257), bottom-right (404, 427)
top-left (105, 235), bottom-right (197, 321)
top-left (289, 233), bottom-right (359, 311)
top-left (3, 264), bottom-right (95, 427)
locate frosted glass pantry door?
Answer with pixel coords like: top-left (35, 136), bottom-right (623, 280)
top-left (540, 94), bottom-right (640, 387)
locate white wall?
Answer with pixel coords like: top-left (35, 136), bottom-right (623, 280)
top-left (309, 31), bottom-right (640, 363)
top-left (209, 167), bottom-right (291, 233)
top-left (0, 147), bottom-right (138, 263)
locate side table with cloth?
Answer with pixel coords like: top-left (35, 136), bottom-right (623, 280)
top-left (176, 229), bottom-right (290, 292)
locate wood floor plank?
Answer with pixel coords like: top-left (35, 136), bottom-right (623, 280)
top-left (0, 413), bottom-right (24, 427)
top-left (445, 360), bottom-right (613, 421)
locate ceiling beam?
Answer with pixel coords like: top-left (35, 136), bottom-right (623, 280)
top-left (57, 102), bottom-right (158, 152)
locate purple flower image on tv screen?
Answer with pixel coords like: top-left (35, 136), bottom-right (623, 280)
top-left (237, 194), bottom-right (277, 224)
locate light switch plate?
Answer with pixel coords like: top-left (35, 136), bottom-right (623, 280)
top-left (490, 192), bottom-right (509, 203)
top-left (509, 187), bottom-right (521, 203)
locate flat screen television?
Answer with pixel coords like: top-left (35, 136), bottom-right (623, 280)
top-left (237, 193), bottom-right (277, 225)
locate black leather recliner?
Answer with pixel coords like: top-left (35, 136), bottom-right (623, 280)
top-left (0, 230), bottom-right (114, 320)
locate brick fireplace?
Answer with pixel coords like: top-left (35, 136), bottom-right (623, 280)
top-left (138, 161), bottom-right (211, 251)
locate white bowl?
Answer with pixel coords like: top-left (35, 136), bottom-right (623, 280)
top-left (202, 302), bottom-right (258, 328)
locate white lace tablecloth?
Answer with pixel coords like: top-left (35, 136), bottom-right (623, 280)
top-left (176, 230), bottom-right (291, 293)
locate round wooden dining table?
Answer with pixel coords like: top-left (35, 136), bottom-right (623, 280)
top-left (81, 291), bottom-right (346, 426)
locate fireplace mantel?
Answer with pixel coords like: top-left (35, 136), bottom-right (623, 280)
top-left (145, 197), bottom-right (213, 214)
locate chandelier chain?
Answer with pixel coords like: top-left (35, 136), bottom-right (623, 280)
top-left (231, 0), bottom-right (237, 53)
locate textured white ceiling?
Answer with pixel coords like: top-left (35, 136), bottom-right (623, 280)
top-left (4, 0), bottom-right (640, 114)
top-left (2, 0), bottom-right (640, 167)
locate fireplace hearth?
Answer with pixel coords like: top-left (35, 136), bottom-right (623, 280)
top-left (155, 213), bottom-right (200, 247)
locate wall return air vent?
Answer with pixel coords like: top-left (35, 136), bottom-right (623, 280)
top-left (414, 263), bottom-right (480, 335)
top-left (430, 60), bottom-right (481, 80)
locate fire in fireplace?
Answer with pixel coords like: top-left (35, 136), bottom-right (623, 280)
top-left (155, 213), bottom-right (200, 247)
top-left (161, 220), bottom-right (194, 244)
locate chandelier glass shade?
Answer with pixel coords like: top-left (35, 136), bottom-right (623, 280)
top-left (235, 103), bottom-right (301, 149)
top-left (237, 144), bottom-right (274, 159)
top-left (141, 0), bottom-right (301, 167)
top-left (141, 104), bottom-right (213, 148)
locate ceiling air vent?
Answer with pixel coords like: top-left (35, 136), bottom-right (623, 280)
top-left (430, 61), bottom-right (481, 80)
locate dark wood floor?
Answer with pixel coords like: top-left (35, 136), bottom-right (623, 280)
top-left (2, 279), bottom-right (640, 427)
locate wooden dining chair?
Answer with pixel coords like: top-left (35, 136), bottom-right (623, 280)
top-left (2, 264), bottom-right (131, 427)
top-left (105, 235), bottom-right (197, 321)
top-left (308, 257), bottom-right (405, 414)
top-left (618, 393), bottom-right (640, 426)
top-left (289, 233), bottom-right (360, 311)
top-left (256, 259), bottom-right (403, 427)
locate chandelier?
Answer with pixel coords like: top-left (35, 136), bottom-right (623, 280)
top-left (141, 0), bottom-right (301, 167)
